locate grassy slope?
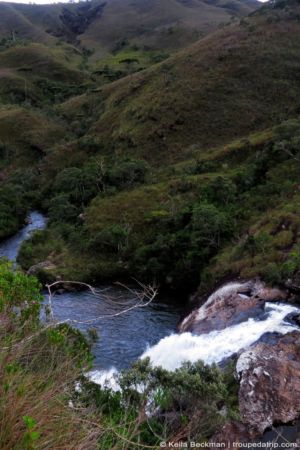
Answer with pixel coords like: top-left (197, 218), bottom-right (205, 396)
top-left (21, 1), bottom-right (298, 291)
top-left (17, 117), bottom-right (300, 297)
top-left (0, 107), bottom-right (64, 159)
top-left (1, 0), bottom-right (300, 298)
top-left (0, 40), bottom-right (91, 107)
top-left (0, 0), bottom-right (258, 52)
top-left (59, 2), bottom-right (300, 167)
top-left (0, 41), bottom-right (85, 160)
top-left (0, 2), bottom-right (54, 44)
top-left (0, 43), bottom-right (84, 81)
top-left (0, 0), bottom-right (258, 91)
top-left (80, 0), bottom-right (257, 54)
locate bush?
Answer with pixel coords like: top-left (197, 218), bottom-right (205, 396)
top-left (79, 358), bottom-right (239, 448)
top-left (202, 176), bottom-right (237, 205)
top-left (48, 194), bottom-right (79, 223)
top-left (191, 202), bottom-right (233, 247)
top-left (88, 224), bottom-right (130, 254)
top-left (106, 159), bottom-right (149, 188)
top-left (0, 262), bottom-right (98, 449)
top-left (0, 184), bottom-right (27, 238)
top-left (0, 261), bottom-right (42, 330)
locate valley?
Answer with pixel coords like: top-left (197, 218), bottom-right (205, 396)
top-left (0, 0), bottom-right (300, 448)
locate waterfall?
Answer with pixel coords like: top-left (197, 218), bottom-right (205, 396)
top-left (89, 301), bottom-right (300, 388)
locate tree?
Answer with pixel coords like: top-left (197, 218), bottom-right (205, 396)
top-left (191, 202), bottom-right (231, 248)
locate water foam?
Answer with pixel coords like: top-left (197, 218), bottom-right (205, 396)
top-left (141, 302), bottom-right (298, 370)
top-left (88, 367), bottom-right (120, 391)
top-left (89, 302), bottom-right (300, 386)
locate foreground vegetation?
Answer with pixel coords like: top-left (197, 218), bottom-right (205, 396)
top-left (0, 261), bottom-right (96, 449)
top-left (0, 261), bottom-right (239, 449)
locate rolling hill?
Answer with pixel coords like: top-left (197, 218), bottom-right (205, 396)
top-left (1, 0), bottom-right (300, 298)
top-left (0, 0), bottom-right (259, 54)
top-left (9, 0), bottom-right (300, 295)
top-left (60, 0), bottom-right (300, 166)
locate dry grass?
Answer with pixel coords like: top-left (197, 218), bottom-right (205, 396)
top-left (0, 318), bottom-right (99, 450)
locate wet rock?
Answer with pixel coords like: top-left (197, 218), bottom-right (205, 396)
top-left (179, 280), bottom-right (288, 334)
top-left (236, 331), bottom-right (300, 434)
top-left (210, 421), bottom-right (257, 449)
top-left (211, 420), bottom-right (300, 449)
top-left (256, 286), bottom-right (288, 301)
top-left (293, 314), bottom-right (300, 326)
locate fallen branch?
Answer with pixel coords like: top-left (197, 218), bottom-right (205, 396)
top-left (45, 280), bottom-right (97, 320)
top-left (45, 279), bottom-right (157, 325)
top-left (1, 280), bottom-right (157, 352)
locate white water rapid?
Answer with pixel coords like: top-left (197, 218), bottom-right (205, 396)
top-left (88, 301), bottom-right (300, 388)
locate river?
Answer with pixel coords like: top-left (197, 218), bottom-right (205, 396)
top-left (0, 211), bottom-right (181, 370)
top-left (0, 211), bottom-right (47, 262)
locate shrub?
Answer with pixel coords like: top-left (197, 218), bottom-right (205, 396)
top-left (48, 194), bottom-right (79, 223)
top-left (202, 176), bottom-right (237, 205)
top-left (88, 224), bottom-right (130, 254)
top-left (106, 159), bottom-right (149, 188)
top-left (0, 261), bottom-right (42, 330)
top-left (191, 202), bottom-right (233, 247)
top-left (79, 358), bottom-right (239, 448)
top-left (0, 263), bottom-right (97, 449)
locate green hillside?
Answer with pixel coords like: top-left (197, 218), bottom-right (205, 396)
top-left (0, 0), bottom-right (259, 97)
top-left (59, 1), bottom-right (300, 166)
top-left (0, 0), bottom-right (293, 297)
top-left (0, 0), bottom-right (299, 296)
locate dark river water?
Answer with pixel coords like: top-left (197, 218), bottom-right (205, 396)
top-left (0, 211), bottom-right (47, 261)
top-left (46, 288), bottom-right (181, 370)
top-left (0, 211), bottom-right (181, 370)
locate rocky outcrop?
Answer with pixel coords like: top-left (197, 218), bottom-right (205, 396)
top-left (210, 332), bottom-right (300, 449)
top-left (179, 279), bottom-right (300, 446)
top-left (211, 420), bottom-right (300, 449)
top-left (236, 331), bottom-right (300, 434)
top-left (211, 421), bottom-right (255, 449)
top-left (180, 280), bottom-right (288, 334)
top-left (27, 260), bottom-right (56, 275)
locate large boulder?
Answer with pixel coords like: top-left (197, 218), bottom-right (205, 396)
top-left (179, 280), bottom-right (288, 334)
top-left (236, 331), bottom-right (300, 434)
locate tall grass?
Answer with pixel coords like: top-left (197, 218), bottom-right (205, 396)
top-left (0, 317), bottom-right (100, 449)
